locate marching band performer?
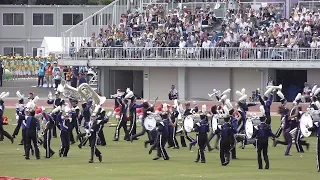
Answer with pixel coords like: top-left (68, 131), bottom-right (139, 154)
top-left (12, 91), bottom-right (25, 145)
top-left (0, 92), bottom-right (14, 143)
top-left (307, 119), bottom-right (320, 172)
top-left (114, 98), bottom-right (129, 141)
top-left (180, 102), bottom-right (196, 147)
top-left (131, 101), bottom-right (153, 142)
top-left (128, 96), bottom-right (143, 139)
top-left (57, 107), bottom-right (72, 157)
top-left (69, 99), bottom-right (81, 144)
top-left (168, 105), bottom-right (179, 149)
top-left (258, 89), bottom-right (274, 125)
top-left (275, 90), bottom-right (287, 138)
top-left (96, 106), bottom-right (108, 146)
top-left (273, 106), bottom-right (293, 156)
top-left (24, 107), bottom-right (41, 160)
top-left (78, 100), bottom-right (93, 140)
top-left (194, 112), bottom-right (210, 163)
top-left (215, 109), bottom-right (237, 166)
top-left (47, 91), bottom-right (64, 138)
top-left (151, 108), bottom-right (169, 161)
top-left (87, 108), bottom-right (106, 163)
top-left (41, 108), bottom-right (56, 158)
top-left (252, 106), bottom-right (276, 169)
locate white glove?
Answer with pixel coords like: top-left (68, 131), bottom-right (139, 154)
top-left (147, 111), bottom-right (152, 114)
top-left (254, 125), bottom-right (258, 130)
top-left (41, 106), bottom-right (46, 112)
top-left (218, 125), bottom-right (222, 129)
top-left (107, 111), bottom-right (112, 117)
top-left (315, 122), bottom-right (319, 127)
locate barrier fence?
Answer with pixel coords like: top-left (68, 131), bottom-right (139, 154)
top-left (63, 47), bottom-right (320, 61)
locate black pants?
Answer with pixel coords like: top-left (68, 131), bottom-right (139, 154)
top-left (157, 134), bottom-right (169, 160)
top-left (257, 139), bottom-right (269, 169)
top-left (231, 138), bottom-right (237, 159)
top-left (131, 119), bottom-right (147, 140)
top-left (38, 75), bottom-right (44, 86)
top-left (196, 134), bottom-right (207, 162)
top-left (180, 131), bottom-right (194, 147)
top-left (13, 118), bottom-right (22, 137)
top-left (52, 114), bottom-right (58, 138)
top-left (78, 133), bottom-right (90, 147)
top-left (25, 134), bottom-right (40, 158)
top-left (129, 115), bottom-right (137, 136)
top-left (0, 123), bottom-right (12, 141)
top-left (220, 139), bottom-right (232, 165)
top-left (114, 115), bottom-right (129, 140)
top-left (317, 136), bottom-right (320, 171)
top-left (0, 75), bottom-right (2, 86)
top-left (266, 116), bottom-right (271, 125)
top-left (54, 79), bottom-right (61, 88)
top-left (43, 129), bottom-right (54, 158)
top-left (89, 132), bottom-right (101, 161)
top-left (168, 126), bottom-right (179, 148)
top-left (98, 126), bottom-right (106, 146)
top-left (275, 125), bottom-right (283, 138)
top-left (69, 121), bottom-right (81, 144)
top-left (60, 131), bottom-right (70, 157)
top-left (145, 130), bottom-right (157, 146)
top-left (295, 129), bottom-right (308, 153)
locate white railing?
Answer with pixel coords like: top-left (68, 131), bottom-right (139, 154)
top-left (63, 47), bottom-right (320, 61)
top-left (298, 1), bottom-right (320, 11)
top-left (62, 0), bottom-right (129, 49)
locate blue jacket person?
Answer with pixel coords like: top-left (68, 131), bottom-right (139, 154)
top-left (194, 114), bottom-right (209, 163)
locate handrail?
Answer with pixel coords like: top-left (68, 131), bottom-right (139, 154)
top-left (63, 0), bottom-right (119, 34)
top-left (63, 46), bottom-right (320, 61)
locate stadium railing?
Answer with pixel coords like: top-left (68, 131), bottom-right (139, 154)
top-left (62, 47), bottom-right (320, 62)
top-left (239, 1), bottom-right (287, 18)
top-left (62, 0), bottom-right (129, 49)
top-left (298, 1), bottom-right (320, 11)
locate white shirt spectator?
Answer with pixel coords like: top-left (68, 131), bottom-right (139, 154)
top-left (202, 40), bottom-right (211, 49)
top-left (179, 40), bottom-right (186, 48)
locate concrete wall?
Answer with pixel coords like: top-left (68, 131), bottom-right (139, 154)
top-left (231, 68), bottom-right (261, 101)
top-left (307, 69), bottom-right (320, 85)
top-left (0, 5), bottom-right (107, 55)
top-left (149, 67), bottom-right (178, 100)
top-left (186, 67), bottom-right (231, 100)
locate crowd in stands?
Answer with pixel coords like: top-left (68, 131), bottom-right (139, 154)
top-left (70, 1), bottom-right (320, 59)
top-left (0, 56), bottom-right (88, 87)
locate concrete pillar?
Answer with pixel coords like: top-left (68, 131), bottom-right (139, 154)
top-left (143, 67), bottom-right (150, 100)
top-left (178, 67), bottom-right (186, 100)
top-left (99, 67), bottom-right (110, 97)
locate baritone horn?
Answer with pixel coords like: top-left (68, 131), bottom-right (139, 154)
top-left (57, 80), bottom-right (84, 101)
top-left (78, 83), bottom-right (106, 107)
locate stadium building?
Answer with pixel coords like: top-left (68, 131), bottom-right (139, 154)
top-left (1, 0), bottom-right (320, 101)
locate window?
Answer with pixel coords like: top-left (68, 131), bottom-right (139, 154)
top-left (32, 48), bottom-right (37, 57)
top-left (3, 47), bottom-right (24, 56)
top-left (63, 13), bottom-right (83, 25)
top-left (33, 13), bottom-right (54, 25)
top-left (92, 14), bottom-right (112, 25)
top-left (3, 13), bottom-right (24, 25)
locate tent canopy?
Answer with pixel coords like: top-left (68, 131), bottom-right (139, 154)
top-left (40, 37), bottom-right (63, 57)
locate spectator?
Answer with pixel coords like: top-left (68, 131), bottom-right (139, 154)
top-left (45, 62), bottom-right (53, 88)
top-left (37, 62), bottom-right (45, 87)
top-left (78, 73), bottom-right (87, 86)
top-left (0, 60), bottom-right (3, 87)
top-left (267, 76), bottom-right (274, 87)
top-left (303, 82), bottom-right (311, 102)
top-left (53, 62), bottom-right (62, 90)
top-left (168, 85), bottom-right (178, 100)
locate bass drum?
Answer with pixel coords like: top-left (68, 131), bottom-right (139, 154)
top-left (184, 114), bottom-right (200, 133)
top-left (245, 119), bottom-right (253, 139)
top-left (144, 113), bottom-right (162, 131)
top-left (300, 113), bottom-right (313, 137)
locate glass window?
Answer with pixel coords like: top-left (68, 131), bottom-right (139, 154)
top-left (32, 48), bottom-right (37, 57)
top-left (33, 13), bottom-right (43, 25)
top-left (14, 48), bottom-right (24, 56)
top-left (63, 14), bottom-right (72, 25)
top-left (3, 13), bottom-right (13, 25)
top-left (102, 14), bottom-right (112, 25)
top-left (44, 14), bottom-right (53, 25)
top-left (14, 13), bottom-right (24, 25)
top-left (73, 14), bottom-right (83, 25)
top-left (4, 47), bottom-right (14, 56)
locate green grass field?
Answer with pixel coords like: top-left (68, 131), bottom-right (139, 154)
top-left (0, 109), bottom-right (319, 180)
